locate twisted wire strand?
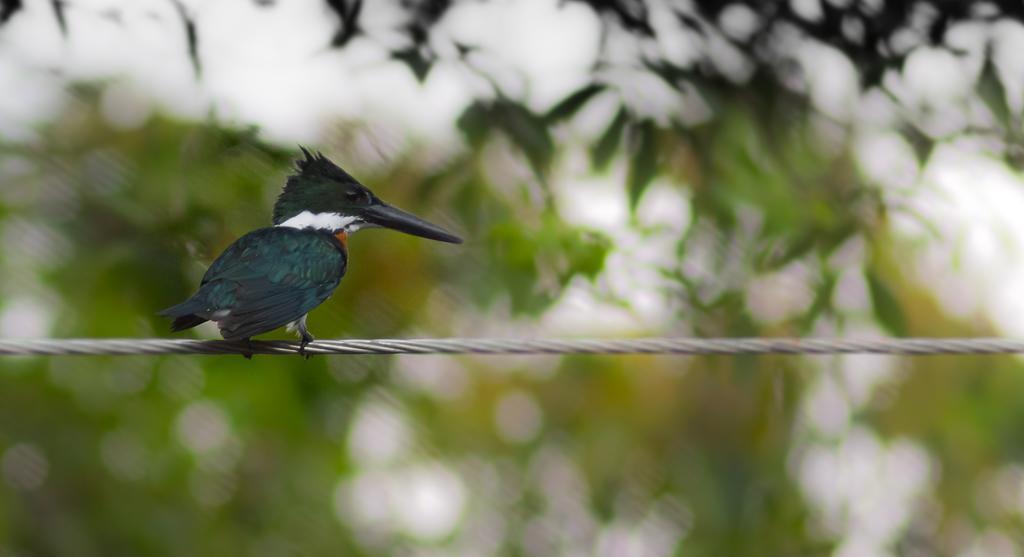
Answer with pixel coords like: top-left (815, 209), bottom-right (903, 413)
top-left (0, 338), bottom-right (1023, 356)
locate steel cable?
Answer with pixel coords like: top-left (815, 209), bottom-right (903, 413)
top-left (0, 337), bottom-right (1022, 356)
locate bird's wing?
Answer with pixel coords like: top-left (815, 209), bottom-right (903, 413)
top-left (198, 227), bottom-right (347, 340)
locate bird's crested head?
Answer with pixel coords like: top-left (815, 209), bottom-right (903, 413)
top-left (273, 148), bottom-right (462, 244)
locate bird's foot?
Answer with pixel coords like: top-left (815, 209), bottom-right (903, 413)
top-left (299, 333), bottom-right (314, 360)
top-left (242, 338), bottom-right (254, 360)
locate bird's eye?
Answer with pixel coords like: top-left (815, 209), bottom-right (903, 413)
top-left (346, 190), bottom-right (367, 203)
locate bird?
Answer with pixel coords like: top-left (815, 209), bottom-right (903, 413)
top-left (159, 148), bottom-right (462, 356)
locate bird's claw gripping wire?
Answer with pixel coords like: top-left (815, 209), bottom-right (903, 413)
top-left (242, 338), bottom-right (255, 360)
top-left (299, 333), bottom-right (314, 360)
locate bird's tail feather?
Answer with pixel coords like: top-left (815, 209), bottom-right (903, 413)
top-left (170, 314), bottom-right (207, 332)
top-left (159, 299), bottom-right (208, 332)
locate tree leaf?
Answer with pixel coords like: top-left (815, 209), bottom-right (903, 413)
top-left (627, 120), bottom-right (657, 210)
top-left (393, 48), bottom-right (433, 82)
top-left (326, 0), bottom-right (363, 47)
top-left (0, 0), bottom-right (22, 24)
top-left (457, 100), bottom-right (554, 176)
top-left (544, 84), bottom-right (604, 124)
top-left (497, 102), bottom-right (554, 175)
top-left (866, 270), bottom-right (907, 336)
top-left (456, 101), bottom-right (491, 146)
top-left (978, 55), bottom-right (1011, 126)
top-left (591, 106), bottom-right (627, 171)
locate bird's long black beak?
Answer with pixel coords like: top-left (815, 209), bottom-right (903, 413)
top-left (363, 202), bottom-right (463, 244)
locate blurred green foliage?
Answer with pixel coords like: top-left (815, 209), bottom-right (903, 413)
top-left (0, 83), bottom-right (1023, 557)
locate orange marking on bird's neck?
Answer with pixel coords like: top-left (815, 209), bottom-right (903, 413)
top-left (335, 230), bottom-right (348, 249)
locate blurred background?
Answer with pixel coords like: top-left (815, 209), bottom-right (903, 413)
top-left (3, 0), bottom-right (1024, 555)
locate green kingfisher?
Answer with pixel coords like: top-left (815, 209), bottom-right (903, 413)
top-left (159, 148), bottom-right (462, 354)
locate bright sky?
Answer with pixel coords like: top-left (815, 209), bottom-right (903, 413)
top-left (0, 0), bottom-right (601, 143)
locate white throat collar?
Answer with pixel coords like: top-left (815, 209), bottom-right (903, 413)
top-left (277, 211), bottom-right (364, 232)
